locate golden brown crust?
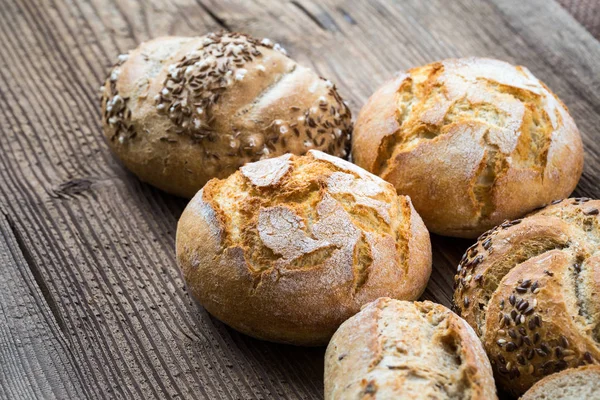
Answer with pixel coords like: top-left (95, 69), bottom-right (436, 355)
top-left (324, 298), bottom-right (497, 399)
top-left (101, 32), bottom-right (352, 198)
top-left (176, 151), bottom-right (432, 345)
top-left (352, 58), bottom-right (584, 238)
top-left (454, 198), bottom-right (600, 396)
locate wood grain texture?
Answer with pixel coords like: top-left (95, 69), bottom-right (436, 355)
top-left (0, 0), bottom-right (599, 399)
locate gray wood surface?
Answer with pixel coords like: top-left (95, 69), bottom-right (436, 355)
top-left (1, 0), bottom-right (599, 398)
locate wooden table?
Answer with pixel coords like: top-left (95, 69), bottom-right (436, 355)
top-left (1, 0), bottom-right (599, 398)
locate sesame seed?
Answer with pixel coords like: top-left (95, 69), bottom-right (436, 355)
top-left (110, 69), bottom-right (120, 81)
top-left (536, 348), bottom-right (548, 357)
top-left (526, 349), bottom-right (535, 360)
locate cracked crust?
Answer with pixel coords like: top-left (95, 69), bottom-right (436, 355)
top-left (176, 151), bottom-right (432, 345)
top-left (453, 198), bottom-right (600, 396)
top-left (352, 58), bottom-right (583, 238)
top-left (520, 365), bottom-right (600, 400)
top-left (324, 298), bottom-right (497, 400)
top-left (101, 32), bottom-right (352, 198)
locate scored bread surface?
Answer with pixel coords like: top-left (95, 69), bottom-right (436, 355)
top-left (324, 298), bottom-right (497, 399)
top-left (352, 57), bottom-right (583, 238)
top-left (454, 198), bottom-right (600, 395)
top-left (101, 32), bottom-right (352, 198)
top-left (176, 150), bottom-right (432, 345)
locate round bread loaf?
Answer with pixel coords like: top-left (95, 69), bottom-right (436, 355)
top-left (352, 57), bottom-right (583, 238)
top-left (453, 198), bottom-right (600, 396)
top-left (324, 298), bottom-right (497, 399)
top-left (520, 365), bottom-right (600, 400)
top-left (176, 150), bottom-right (432, 345)
top-left (101, 32), bottom-right (352, 198)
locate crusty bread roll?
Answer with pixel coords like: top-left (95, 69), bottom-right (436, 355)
top-left (352, 57), bottom-right (583, 238)
top-left (176, 151), bottom-right (431, 345)
top-left (324, 298), bottom-right (497, 400)
top-left (101, 32), bottom-right (352, 198)
top-left (520, 365), bottom-right (600, 400)
top-left (453, 198), bottom-right (600, 396)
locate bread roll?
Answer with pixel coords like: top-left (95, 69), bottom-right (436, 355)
top-left (453, 198), bottom-right (600, 396)
top-left (176, 151), bottom-right (431, 345)
top-left (352, 57), bottom-right (583, 238)
top-left (324, 298), bottom-right (497, 400)
top-left (101, 32), bottom-right (352, 198)
top-left (520, 365), bottom-right (600, 400)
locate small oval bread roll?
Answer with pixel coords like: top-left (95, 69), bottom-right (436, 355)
top-left (352, 57), bottom-right (583, 238)
top-left (101, 32), bottom-right (352, 198)
top-left (324, 298), bottom-right (497, 400)
top-left (520, 365), bottom-right (600, 400)
top-left (176, 151), bottom-right (432, 345)
top-left (454, 198), bottom-right (600, 396)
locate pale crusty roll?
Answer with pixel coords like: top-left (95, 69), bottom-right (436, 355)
top-left (352, 57), bottom-right (583, 238)
top-left (324, 298), bottom-right (497, 400)
top-left (101, 32), bottom-right (352, 198)
top-left (454, 198), bottom-right (600, 396)
top-left (520, 365), bottom-right (600, 400)
top-left (176, 151), bottom-right (432, 345)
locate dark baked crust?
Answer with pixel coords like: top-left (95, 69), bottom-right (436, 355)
top-left (176, 151), bottom-right (432, 345)
top-left (454, 198), bottom-right (600, 395)
top-left (352, 58), bottom-right (583, 238)
top-left (324, 298), bottom-right (497, 399)
top-left (101, 32), bottom-right (352, 198)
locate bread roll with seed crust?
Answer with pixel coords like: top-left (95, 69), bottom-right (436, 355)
top-left (101, 32), bottom-right (351, 198)
top-left (324, 298), bottom-right (497, 400)
top-left (176, 151), bottom-right (432, 345)
top-left (453, 198), bottom-right (600, 396)
top-left (520, 365), bottom-right (600, 400)
top-left (352, 57), bottom-right (583, 238)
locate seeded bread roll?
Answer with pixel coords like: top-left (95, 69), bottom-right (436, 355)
top-left (352, 57), bottom-right (584, 238)
top-left (324, 298), bottom-right (497, 400)
top-left (101, 32), bottom-right (352, 198)
top-left (453, 198), bottom-right (600, 396)
top-left (176, 151), bottom-right (432, 345)
top-left (520, 365), bottom-right (600, 400)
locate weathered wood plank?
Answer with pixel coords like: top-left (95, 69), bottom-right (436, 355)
top-left (1, 0), bottom-right (599, 399)
top-left (0, 213), bottom-right (91, 399)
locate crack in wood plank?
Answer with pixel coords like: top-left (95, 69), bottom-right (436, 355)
top-left (5, 213), bottom-right (67, 334)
